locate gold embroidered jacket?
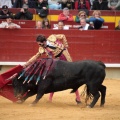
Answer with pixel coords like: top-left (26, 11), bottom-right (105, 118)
top-left (25, 34), bottom-right (72, 67)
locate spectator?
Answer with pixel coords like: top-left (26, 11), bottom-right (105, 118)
top-left (48, 0), bottom-right (62, 10)
top-left (0, 0), bottom-right (12, 8)
top-left (78, 18), bottom-right (94, 30)
top-left (89, 10), bottom-right (104, 29)
top-left (61, 0), bottom-right (75, 9)
top-left (108, 0), bottom-right (120, 10)
top-left (0, 16), bottom-right (21, 28)
top-left (75, 10), bottom-right (89, 23)
top-left (0, 5), bottom-right (13, 19)
top-left (53, 20), bottom-right (69, 29)
top-left (115, 20), bottom-right (120, 30)
top-left (11, 0), bottom-right (23, 8)
top-left (90, 0), bottom-right (94, 9)
top-left (89, 21), bottom-right (94, 29)
top-left (23, 0), bottom-right (29, 6)
top-left (36, 0), bottom-right (48, 18)
top-left (11, 0), bottom-right (37, 8)
top-left (36, 20), bottom-right (43, 29)
top-left (75, 0), bottom-right (91, 10)
top-left (26, 0), bottom-right (37, 8)
top-left (92, 0), bottom-right (109, 10)
top-left (14, 4), bottom-right (33, 20)
top-left (58, 7), bottom-right (74, 21)
top-left (42, 18), bottom-right (51, 29)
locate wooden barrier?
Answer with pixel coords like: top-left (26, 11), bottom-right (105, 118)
top-left (0, 29), bottom-right (120, 64)
top-left (101, 22), bottom-right (115, 29)
top-left (51, 21), bottom-right (115, 30)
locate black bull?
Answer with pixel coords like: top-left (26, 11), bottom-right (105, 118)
top-left (12, 58), bottom-right (106, 108)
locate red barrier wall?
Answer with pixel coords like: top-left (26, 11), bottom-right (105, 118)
top-left (0, 29), bottom-right (120, 63)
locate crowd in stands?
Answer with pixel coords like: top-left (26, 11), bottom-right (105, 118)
top-left (58, 8), bottom-right (74, 21)
top-left (0, 0), bottom-right (120, 10)
top-left (36, 18), bottom-right (51, 29)
top-left (14, 4), bottom-right (33, 20)
top-left (0, 4), bottom-right (33, 20)
top-left (0, 0), bottom-right (120, 30)
top-left (75, 10), bottom-right (89, 23)
top-left (0, 15), bottom-right (21, 28)
top-left (53, 20), bottom-right (70, 29)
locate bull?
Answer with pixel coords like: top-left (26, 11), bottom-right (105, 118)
top-left (12, 58), bottom-right (106, 108)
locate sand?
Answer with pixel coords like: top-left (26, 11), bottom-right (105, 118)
top-left (0, 79), bottom-right (120, 120)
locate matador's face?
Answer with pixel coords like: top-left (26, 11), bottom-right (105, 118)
top-left (37, 41), bottom-right (47, 47)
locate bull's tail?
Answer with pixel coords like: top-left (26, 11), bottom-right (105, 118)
top-left (80, 85), bottom-right (93, 105)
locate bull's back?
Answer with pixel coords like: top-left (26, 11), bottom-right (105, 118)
top-left (54, 60), bottom-right (106, 82)
top-left (46, 59), bottom-right (106, 93)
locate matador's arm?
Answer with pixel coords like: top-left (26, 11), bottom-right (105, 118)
top-left (23, 47), bottom-right (45, 67)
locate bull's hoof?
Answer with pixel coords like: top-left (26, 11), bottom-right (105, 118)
top-left (100, 104), bottom-right (104, 107)
top-left (75, 99), bottom-right (81, 104)
top-left (16, 99), bottom-right (24, 104)
top-left (29, 103), bottom-right (36, 107)
top-left (86, 105), bottom-right (92, 108)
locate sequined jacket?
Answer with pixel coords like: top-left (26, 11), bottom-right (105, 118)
top-left (25, 34), bottom-right (70, 66)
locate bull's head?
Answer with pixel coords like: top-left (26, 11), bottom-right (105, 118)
top-left (12, 76), bottom-right (28, 99)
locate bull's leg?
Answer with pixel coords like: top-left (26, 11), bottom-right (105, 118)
top-left (31, 79), bottom-right (52, 105)
top-left (99, 85), bottom-right (106, 107)
top-left (87, 85), bottom-right (100, 108)
top-left (88, 92), bottom-right (100, 108)
top-left (23, 90), bottom-right (37, 101)
top-left (17, 90), bottom-right (36, 104)
top-left (31, 91), bottom-right (45, 105)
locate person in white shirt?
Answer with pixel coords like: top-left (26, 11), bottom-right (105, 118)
top-left (0, 16), bottom-right (21, 29)
top-left (53, 20), bottom-right (69, 30)
top-left (78, 18), bottom-right (93, 30)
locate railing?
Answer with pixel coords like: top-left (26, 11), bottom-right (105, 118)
top-left (0, 29), bottom-right (120, 65)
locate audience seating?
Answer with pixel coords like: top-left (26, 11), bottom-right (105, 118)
top-left (0, 19), bottom-right (36, 28)
top-left (51, 21), bottom-right (115, 30)
top-left (0, 8), bottom-right (36, 14)
top-left (0, 8), bottom-right (119, 27)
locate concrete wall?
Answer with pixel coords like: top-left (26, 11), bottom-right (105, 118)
top-left (0, 65), bottom-right (120, 80)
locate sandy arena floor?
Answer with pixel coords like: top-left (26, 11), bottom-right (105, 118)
top-left (0, 79), bottom-right (120, 120)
